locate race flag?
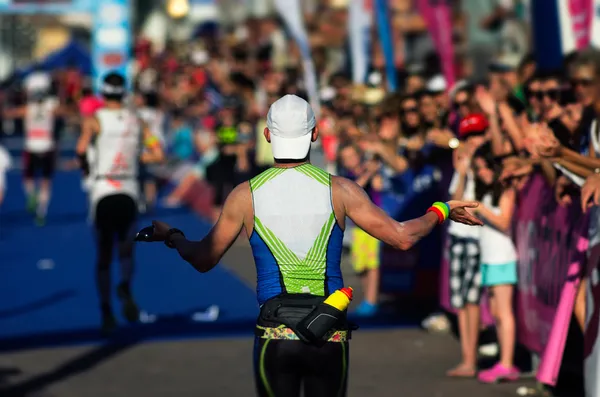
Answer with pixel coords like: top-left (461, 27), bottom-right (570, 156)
top-left (417, 0), bottom-right (456, 90)
top-left (349, 0), bottom-right (373, 85)
top-left (274, 0), bottom-right (320, 117)
top-left (373, 0), bottom-right (397, 91)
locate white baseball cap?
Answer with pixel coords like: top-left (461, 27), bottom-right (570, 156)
top-left (266, 95), bottom-right (316, 160)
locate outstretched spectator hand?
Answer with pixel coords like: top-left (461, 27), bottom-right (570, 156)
top-left (526, 123), bottom-right (560, 158)
top-left (452, 145), bottom-right (471, 175)
top-left (475, 86), bottom-right (495, 116)
top-left (581, 174), bottom-right (600, 212)
top-left (499, 158), bottom-right (534, 184)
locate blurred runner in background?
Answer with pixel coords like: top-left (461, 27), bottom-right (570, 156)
top-left (3, 71), bottom-right (71, 226)
top-left (76, 72), bottom-right (164, 336)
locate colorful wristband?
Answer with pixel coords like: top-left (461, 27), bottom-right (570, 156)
top-left (427, 201), bottom-right (451, 225)
top-left (427, 206), bottom-right (445, 225)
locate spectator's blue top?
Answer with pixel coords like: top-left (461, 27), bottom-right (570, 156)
top-left (169, 125), bottom-right (195, 161)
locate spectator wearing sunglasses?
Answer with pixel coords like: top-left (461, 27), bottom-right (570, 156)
top-left (524, 74), bottom-right (543, 122)
top-left (538, 73), bottom-right (563, 122)
top-left (570, 49), bottom-right (600, 151)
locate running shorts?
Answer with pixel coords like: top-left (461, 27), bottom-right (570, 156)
top-left (254, 337), bottom-right (349, 397)
top-left (94, 194), bottom-right (137, 242)
top-left (254, 294), bottom-right (350, 397)
top-left (351, 228), bottom-right (380, 273)
top-left (23, 150), bottom-right (55, 179)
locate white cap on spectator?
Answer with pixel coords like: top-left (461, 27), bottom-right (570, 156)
top-left (427, 75), bottom-right (447, 93)
top-left (267, 95), bottom-right (316, 160)
top-left (191, 50), bottom-right (209, 66)
top-left (320, 86), bottom-right (336, 102)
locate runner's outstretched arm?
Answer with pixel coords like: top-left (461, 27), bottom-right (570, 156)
top-left (334, 176), bottom-right (481, 251)
top-left (149, 183), bottom-right (248, 273)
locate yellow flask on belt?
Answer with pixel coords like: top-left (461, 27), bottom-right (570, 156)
top-left (323, 287), bottom-right (353, 311)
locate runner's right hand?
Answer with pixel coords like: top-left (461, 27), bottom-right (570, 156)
top-left (135, 220), bottom-right (172, 243)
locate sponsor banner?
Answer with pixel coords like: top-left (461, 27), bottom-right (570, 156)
top-left (559, 0), bottom-right (593, 53)
top-left (417, 0), bottom-right (456, 89)
top-left (585, 206), bottom-right (600, 397)
top-left (348, 0), bottom-right (373, 85)
top-left (92, 0), bottom-right (132, 91)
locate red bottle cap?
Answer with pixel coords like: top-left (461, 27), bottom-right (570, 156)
top-left (340, 287), bottom-right (353, 301)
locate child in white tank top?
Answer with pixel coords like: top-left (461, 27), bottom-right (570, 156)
top-left (471, 144), bottom-right (520, 383)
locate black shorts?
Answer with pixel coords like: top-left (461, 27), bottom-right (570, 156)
top-left (94, 194), bottom-right (137, 242)
top-left (23, 150), bottom-right (56, 179)
top-left (253, 294), bottom-right (350, 396)
top-left (254, 338), bottom-right (349, 397)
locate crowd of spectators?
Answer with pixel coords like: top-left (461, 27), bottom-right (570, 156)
top-left (1, 0), bottom-right (600, 387)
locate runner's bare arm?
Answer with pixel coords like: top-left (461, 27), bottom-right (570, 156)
top-left (169, 183), bottom-right (248, 273)
top-left (334, 176), bottom-right (481, 251)
top-left (3, 106), bottom-right (26, 119)
top-left (54, 103), bottom-right (73, 118)
top-left (76, 116), bottom-right (100, 155)
top-left (140, 122), bottom-right (165, 163)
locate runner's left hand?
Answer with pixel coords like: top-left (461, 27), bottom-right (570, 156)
top-left (446, 200), bottom-right (483, 226)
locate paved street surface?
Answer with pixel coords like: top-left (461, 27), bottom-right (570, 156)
top-left (0, 238), bottom-right (536, 397)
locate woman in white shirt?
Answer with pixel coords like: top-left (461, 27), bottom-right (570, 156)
top-left (471, 143), bottom-right (520, 383)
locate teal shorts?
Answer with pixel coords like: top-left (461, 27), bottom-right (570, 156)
top-left (481, 262), bottom-right (518, 286)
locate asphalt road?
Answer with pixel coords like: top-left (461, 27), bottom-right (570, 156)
top-left (0, 238), bottom-right (537, 397)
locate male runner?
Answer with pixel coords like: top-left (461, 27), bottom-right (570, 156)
top-left (4, 76), bottom-right (70, 226)
top-left (76, 72), bottom-right (164, 335)
top-left (136, 95), bottom-right (481, 396)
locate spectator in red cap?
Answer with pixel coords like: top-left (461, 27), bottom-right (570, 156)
top-left (458, 113), bottom-right (489, 141)
top-left (446, 112), bottom-right (488, 378)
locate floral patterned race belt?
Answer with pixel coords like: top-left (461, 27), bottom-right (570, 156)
top-left (256, 325), bottom-right (348, 343)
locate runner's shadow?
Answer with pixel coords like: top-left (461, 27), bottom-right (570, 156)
top-left (0, 338), bottom-right (141, 397)
top-left (0, 290), bottom-right (76, 320)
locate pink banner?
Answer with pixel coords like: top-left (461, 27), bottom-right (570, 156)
top-left (568, 0), bottom-right (593, 49)
top-left (513, 174), bottom-right (589, 385)
top-left (417, 0), bottom-right (456, 89)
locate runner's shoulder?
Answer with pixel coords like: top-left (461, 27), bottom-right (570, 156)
top-left (331, 175), bottom-right (369, 202)
top-left (227, 181), bottom-right (252, 203)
